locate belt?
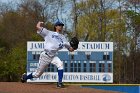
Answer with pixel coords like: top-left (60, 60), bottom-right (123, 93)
top-left (45, 52), bottom-right (49, 56)
top-left (45, 52), bottom-right (54, 58)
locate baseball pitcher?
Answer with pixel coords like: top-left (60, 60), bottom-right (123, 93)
top-left (21, 21), bottom-right (79, 88)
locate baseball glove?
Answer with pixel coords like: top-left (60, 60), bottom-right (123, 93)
top-left (70, 37), bottom-right (79, 50)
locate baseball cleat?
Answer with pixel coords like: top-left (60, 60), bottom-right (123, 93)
top-left (57, 82), bottom-right (65, 88)
top-left (21, 73), bottom-right (27, 83)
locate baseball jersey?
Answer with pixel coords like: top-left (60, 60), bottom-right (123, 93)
top-left (37, 28), bottom-right (70, 57)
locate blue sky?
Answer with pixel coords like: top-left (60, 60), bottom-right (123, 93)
top-left (1, 0), bottom-right (13, 2)
top-left (0, 0), bottom-right (7, 2)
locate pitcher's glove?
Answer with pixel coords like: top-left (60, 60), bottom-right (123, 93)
top-left (70, 37), bottom-right (79, 50)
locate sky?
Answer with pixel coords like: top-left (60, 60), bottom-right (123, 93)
top-left (1, 0), bottom-right (14, 3)
top-left (0, 0), bottom-right (19, 2)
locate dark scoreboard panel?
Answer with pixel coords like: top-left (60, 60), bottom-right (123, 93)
top-left (27, 51), bottom-right (113, 73)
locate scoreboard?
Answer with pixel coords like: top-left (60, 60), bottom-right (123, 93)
top-left (27, 42), bottom-right (113, 83)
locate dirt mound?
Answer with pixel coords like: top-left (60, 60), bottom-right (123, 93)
top-left (0, 82), bottom-right (120, 93)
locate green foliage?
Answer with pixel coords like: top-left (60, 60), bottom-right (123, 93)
top-left (0, 44), bottom-right (26, 81)
top-left (0, 0), bottom-right (56, 81)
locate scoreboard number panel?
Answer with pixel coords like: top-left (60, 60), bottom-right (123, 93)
top-left (27, 42), bottom-right (113, 83)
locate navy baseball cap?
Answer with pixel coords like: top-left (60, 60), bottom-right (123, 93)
top-left (54, 21), bottom-right (64, 26)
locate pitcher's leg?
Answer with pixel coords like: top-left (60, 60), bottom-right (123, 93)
top-left (32, 60), bottom-right (48, 78)
top-left (51, 56), bottom-right (64, 88)
top-left (21, 52), bottom-right (51, 83)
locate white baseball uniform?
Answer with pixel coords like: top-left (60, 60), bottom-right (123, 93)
top-left (32, 28), bottom-right (70, 78)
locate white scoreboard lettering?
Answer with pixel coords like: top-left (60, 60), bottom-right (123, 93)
top-left (27, 42), bottom-right (113, 51)
top-left (27, 73), bottom-right (113, 83)
top-left (27, 41), bottom-right (113, 83)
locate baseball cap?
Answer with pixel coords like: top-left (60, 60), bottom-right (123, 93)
top-left (54, 21), bottom-right (64, 26)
